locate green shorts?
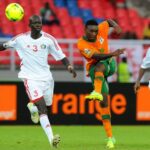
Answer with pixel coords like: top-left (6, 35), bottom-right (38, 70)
top-left (89, 58), bottom-right (117, 94)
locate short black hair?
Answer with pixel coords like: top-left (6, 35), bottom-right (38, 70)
top-left (29, 15), bottom-right (41, 24)
top-left (85, 19), bottom-right (98, 27)
top-left (29, 15), bottom-right (41, 21)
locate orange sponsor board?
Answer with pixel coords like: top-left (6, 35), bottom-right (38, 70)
top-left (51, 93), bottom-right (127, 121)
top-left (137, 86), bottom-right (150, 121)
top-left (0, 85), bottom-right (17, 120)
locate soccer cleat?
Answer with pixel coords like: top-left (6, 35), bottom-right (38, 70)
top-left (106, 137), bottom-right (116, 149)
top-left (27, 102), bottom-right (39, 124)
top-left (85, 91), bottom-right (103, 101)
top-left (52, 134), bottom-right (60, 148)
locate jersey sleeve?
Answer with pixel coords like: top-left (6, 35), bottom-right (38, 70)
top-left (4, 33), bottom-right (24, 50)
top-left (77, 40), bottom-right (95, 59)
top-left (141, 49), bottom-right (150, 69)
top-left (48, 37), bottom-right (66, 61)
top-left (3, 37), bottom-right (18, 49)
top-left (98, 21), bottom-right (109, 37)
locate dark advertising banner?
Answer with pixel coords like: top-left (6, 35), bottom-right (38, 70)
top-left (0, 82), bottom-right (150, 125)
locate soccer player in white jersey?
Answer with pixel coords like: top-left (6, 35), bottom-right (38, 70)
top-left (134, 47), bottom-right (150, 93)
top-left (0, 15), bottom-right (77, 148)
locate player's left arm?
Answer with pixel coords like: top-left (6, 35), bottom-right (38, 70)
top-left (48, 36), bottom-right (77, 78)
top-left (107, 19), bottom-right (122, 34)
top-left (61, 57), bottom-right (77, 78)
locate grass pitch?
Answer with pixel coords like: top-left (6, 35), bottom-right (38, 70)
top-left (0, 125), bottom-right (150, 150)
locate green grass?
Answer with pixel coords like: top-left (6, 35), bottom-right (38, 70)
top-left (0, 125), bottom-right (150, 150)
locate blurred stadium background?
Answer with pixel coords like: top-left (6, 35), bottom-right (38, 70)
top-left (0, 0), bottom-right (150, 150)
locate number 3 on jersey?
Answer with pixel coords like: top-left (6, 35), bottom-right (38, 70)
top-left (32, 45), bottom-right (38, 52)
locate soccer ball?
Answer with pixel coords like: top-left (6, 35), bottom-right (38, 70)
top-left (5, 3), bottom-right (24, 21)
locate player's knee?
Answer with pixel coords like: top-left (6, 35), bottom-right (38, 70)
top-left (100, 94), bottom-right (108, 107)
top-left (95, 63), bottom-right (105, 72)
top-left (35, 99), bottom-right (48, 115)
top-left (38, 106), bottom-right (48, 115)
top-left (101, 101), bottom-right (108, 107)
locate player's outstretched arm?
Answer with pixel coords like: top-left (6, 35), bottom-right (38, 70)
top-left (61, 57), bottom-right (77, 78)
top-left (134, 68), bottom-right (146, 93)
top-left (92, 48), bottom-right (125, 60)
top-left (0, 40), bottom-right (15, 51)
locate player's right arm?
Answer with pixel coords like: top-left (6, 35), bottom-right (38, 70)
top-left (0, 43), bottom-right (7, 51)
top-left (0, 40), bottom-right (17, 51)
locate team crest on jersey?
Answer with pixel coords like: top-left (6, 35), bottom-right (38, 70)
top-left (84, 48), bottom-right (91, 55)
top-left (99, 37), bottom-right (104, 44)
top-left (41, 44), bottom-right (46, 49)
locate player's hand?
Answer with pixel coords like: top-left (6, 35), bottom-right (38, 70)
top-left (114, 25), bottom-right (122, 34)
top-left (134, 81), bottom-right (140, 93)
top-left (3, 41), bottom-right (15, 48)
top-left (67, 65), bottom-right (77, 78)
top-left (112, 48), bottom-right (125, 56)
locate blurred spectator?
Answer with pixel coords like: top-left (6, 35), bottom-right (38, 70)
top-left (40, 2), bottom-right (60, 26)
top-left (109, 0), bottom-right (117, 8)
top-left (118, 57), bottom-right (131, 82)
top-left (116, 0), bottom-right (126, 8)
top-left (143, 23), bottom-right (150, 39)
top-left (109, 0), bottom-right (126, 8)
top-left (130, 32), bottom-right (138, 39)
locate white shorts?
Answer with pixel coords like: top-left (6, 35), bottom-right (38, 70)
top-left (23, 79), bottom-right (54, 106)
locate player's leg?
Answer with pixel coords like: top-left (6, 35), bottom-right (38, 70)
top-left (43, 79), bottom-right (60, 148)
top-left (24, 79), bottom-right (57, 147)
top-left (85, 61), bottom-right (107, 101)
top-left (100, 60), bottom-right (116, 149)
top-left (23, 79), bottom-right (40, 123)
top-left (34, 98), bottom-right (56, 147)
top-left (100, 94), bottom-right (115, 149)
top-left (106, 58), bottom-right (117, 77)
top-left (27, 101), bottom-right (39, 123)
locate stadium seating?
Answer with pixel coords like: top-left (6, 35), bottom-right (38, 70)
top-left (0, 0), bottom-right (150, 67)
top-left (1, 0), bottom-right (149, 39)
top-left (0, 50), bottom-right (11, 65)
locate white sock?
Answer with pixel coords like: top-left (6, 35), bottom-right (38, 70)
top-left (40, 114), bottom-right (54, 144)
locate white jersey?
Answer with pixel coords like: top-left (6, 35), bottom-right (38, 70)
top-left (141, 47), bottom-right (150, 69)
top-left (8, 31), bottom-right (66, 80)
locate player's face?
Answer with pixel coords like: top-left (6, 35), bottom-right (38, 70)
top-left (85, 25), bottom-right (98, 41)
top-left (29, 17), bottom-right (42, 32)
